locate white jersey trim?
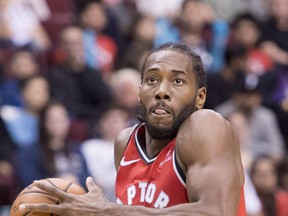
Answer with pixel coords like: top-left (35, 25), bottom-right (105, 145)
top-left (172, 150), bottom-right (186, 188)
top-left (135, 124), bottom-right (157, 164)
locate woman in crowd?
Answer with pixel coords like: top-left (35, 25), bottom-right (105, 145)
top-left (15, 101), bottom-right (90, 188)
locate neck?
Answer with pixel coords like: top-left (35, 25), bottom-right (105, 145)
top-left (277, 19), bottom-right (288, 31)
top-left (182, 33), bottom-right (202, 46)
top-left (222, 67), bottom-right (237, 83)
top-left (49, 138), bottom-right (66, 151)
top-left (25, 106), bottom-right (39, 117)
top-left (70, 62), bottom-right (85, 72)
top-left (144, 130), bottom-right (172, 159)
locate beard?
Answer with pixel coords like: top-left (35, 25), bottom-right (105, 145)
top-left (138, 100), bottom-right (196, 140)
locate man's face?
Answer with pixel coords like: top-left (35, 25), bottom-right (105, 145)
top-left (61, 27), bottom-right (85, 63)
top-left (23, 77), bottom-right (50, 113)
top-left (139, 50), bottom-right (205, 139)
top-left (235, 92), bottom-right (262, 114)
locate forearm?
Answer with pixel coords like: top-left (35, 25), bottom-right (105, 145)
top-left (261, 41), bottom-right (288, 64)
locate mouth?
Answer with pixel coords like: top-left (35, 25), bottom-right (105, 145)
top-left (151, 104), bottom-right (172, 116)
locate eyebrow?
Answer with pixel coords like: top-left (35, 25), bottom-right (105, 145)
top-left (146, 68), bottom-right (187, 76)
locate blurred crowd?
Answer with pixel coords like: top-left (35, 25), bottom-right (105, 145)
top-left (0, 0), bottom-right (288, 215)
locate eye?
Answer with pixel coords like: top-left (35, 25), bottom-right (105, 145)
top-left (147, 77), bottom-right (157, 84)
top-left (173, 79), bottom-right (184, 85)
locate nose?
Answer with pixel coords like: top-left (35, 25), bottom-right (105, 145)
top-left (155, 81), bottom-right (171, 100)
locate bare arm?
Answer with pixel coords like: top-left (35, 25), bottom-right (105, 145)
top-left (20, 110), bottom-right (244, 216)
top-left (175, 109), bottom-right (245, 215)
top-left (114, 127), bottom-right (135, 171)
top-left (260, 41), bottom-right (288, 65)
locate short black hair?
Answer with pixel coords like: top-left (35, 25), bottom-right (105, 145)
top-left (141, 42), bottom-right (207, 88)
top-left (231, 12), bottom-right (261, 31)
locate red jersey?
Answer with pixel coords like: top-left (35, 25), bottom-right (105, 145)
top-left (115, 124), bottom-right (246, 215)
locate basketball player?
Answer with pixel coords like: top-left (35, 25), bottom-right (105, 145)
top-left (20, 43), bottom-right (246, 215)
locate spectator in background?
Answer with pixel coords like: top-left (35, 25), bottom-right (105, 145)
top-left (203, 0), bottom-right (269, 22)
top-left (109, 68), bottom-right (140, 125)
top-left (0, 48), bottom-right (39, 107)
top-left (230, 13), bottom-right (274, 76)
top-left (245, 176), bottom-right (264, 216)
top-left (15, 102), bottom-right (90, 188)
top-left (177, 0), bottom-right (215, 72)
top-left (277, 157), bottom-right (288, 192)
top-left (81, 106), bottom-right (130, 201)
top-left (133, 0), bottom-right (217, 72)
top-left (250, 155), bottom-right (288, 216)
top-left (261, 64), bottom-right (288, 150)
top-left (216, 74), bottom-right (285, 164)
top-left (0, 115), bottom-right (18, 208)
top-left (227, 110), bottom-right (263, 216)
top-left (120, 15), bottom-right (156, 70)
top-left (227, 110), bottom-right (253, 171)
top-left (205, 45), bottom-right (247, 109)
top-left (106, 0), bottom-right (140, 54)
top-left (98, 0), bottom-right (226, 73)
top-left (0, 0), bottom-right (51, 53)
top-left (259, 0), bottom-right (288, 66)
top-left (135, 0), bottom-right (183, 19)
top-left (0, 74), bottom-right (50, 148)
top-left (78, 1), bottom-right (117, 77)
top-left (47, 25), bottom-right (113, 141)
top-left (132, 0), bottom-right (181, 51)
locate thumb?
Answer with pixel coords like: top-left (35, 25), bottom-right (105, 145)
top-left (86, 176), bottom-right (98, 191)
top-left (86, 176), bottom-right (108, 201)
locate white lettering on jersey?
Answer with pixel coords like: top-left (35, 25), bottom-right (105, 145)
top-left (124, 182), bottom-right (170, 208)
top-left (154, 191), bottom-right (169, 208)
top-left (145, 183), bottom-right (156, 203)
top-left (138, 182), bottom-right (148, 202)
top-left (116, 197), bottom-right (123, 204)
top-left (127, 185), bottom-right (136, 205)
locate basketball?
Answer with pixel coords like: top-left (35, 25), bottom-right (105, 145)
top-left (10, 178), bottom-right (86, 216)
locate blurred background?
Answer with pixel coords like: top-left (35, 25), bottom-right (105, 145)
top-left (0, 0), bottom-right (288, 215)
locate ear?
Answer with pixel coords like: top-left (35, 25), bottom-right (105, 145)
top-left (196, 87), bottom-right (207, 110)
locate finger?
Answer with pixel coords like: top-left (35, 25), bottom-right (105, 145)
top-left (19, 203), bottom-right (61, 214)
top-left (86, 176), bottom-right (102, 193)
top-left (33, 180), bottom-right (68, 199)
top-left (86, 177), bottom-right (108, 201)
top-left (86, 176), bottom-right (98, 191)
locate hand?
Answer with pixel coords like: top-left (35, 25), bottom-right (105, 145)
top-left (20, 177), bottom-right (111, 216)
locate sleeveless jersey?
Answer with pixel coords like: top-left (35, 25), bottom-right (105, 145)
top-left (115, 124), bottom-right (246, 215)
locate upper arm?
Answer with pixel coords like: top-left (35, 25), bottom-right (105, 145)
top-left (176, 110), bottom-right (244, 215)
top-left (114, 127), bottom-right (135, 171)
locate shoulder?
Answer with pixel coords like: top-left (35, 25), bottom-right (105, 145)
top-left (0, 105), bottom-right (23, 121)
top-left (176, 109), bottom-right (239, 164)
top-left (17, 144), bottom-right (40, 158)
top-left (114, 125), bottom-right (137, 147)
top-left (256, 106), bottom-right (277, 119)
top-left (81, 139), bottom-right (113, 155)
top-left (178, 109), bottom-right (232, 136)
top-left (114, 125), bottom-right (138, 170)
top-left (47, 65), bottom-right (69, 81)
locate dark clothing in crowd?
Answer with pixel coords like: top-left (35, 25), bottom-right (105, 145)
top-left (260, 18), bottom-right (288, 52)
top-left (48, 64), bottom-right (113, 121)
